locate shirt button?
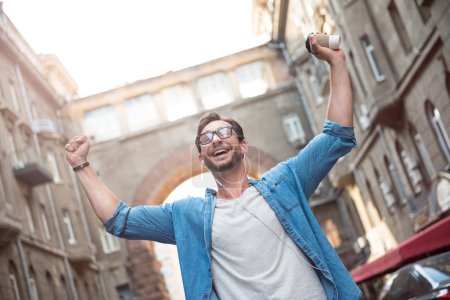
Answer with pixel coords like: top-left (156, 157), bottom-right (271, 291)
top-left (208, 268), bottom-right (211, 272)
top-left (203, 293), bottom-right (208, 298)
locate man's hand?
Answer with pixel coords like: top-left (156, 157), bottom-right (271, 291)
top-left (310, 32), bottom-right (346, 66)
top-left (65, 135), bottom-right (90, 167)
top-left (310, 32), bottom-right (353, 126)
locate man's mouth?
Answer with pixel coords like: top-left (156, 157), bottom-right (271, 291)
top-left (212, 148), bottom-right (230, 157)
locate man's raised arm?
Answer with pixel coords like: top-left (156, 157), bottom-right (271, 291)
top-left (64, 135), bottom-right (119, 223)
top-left (310, 33), bottom-right (353, 126)
top-left (282, 34), bottom-right (356, 199)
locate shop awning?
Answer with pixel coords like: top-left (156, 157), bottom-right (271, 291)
top-left (351, 216), bottom-right (450, 283)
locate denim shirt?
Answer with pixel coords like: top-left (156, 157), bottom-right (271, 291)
top-left (104, 120), bottom-right (362, 300)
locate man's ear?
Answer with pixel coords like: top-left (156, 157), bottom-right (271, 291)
top-left (240, 139), bottom-right (248, 154)
top-left (198, 154), bottom-right (205, 166)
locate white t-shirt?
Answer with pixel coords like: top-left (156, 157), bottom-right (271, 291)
top-left (211, 186), bottom-right (327, 300)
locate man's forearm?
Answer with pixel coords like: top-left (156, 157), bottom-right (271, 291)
top-left (76, 166), bottom-right (120, 223)
top-left (326, 57), bottom-right (353, 126)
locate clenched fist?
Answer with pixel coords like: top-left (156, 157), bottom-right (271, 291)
top-left (65, 135), bottom-right (90, 168)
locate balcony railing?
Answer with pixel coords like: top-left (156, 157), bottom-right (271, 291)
top-left (9, 148), bottom-right (53, 186)
top-left (68, 244), bottom-right (97, 269)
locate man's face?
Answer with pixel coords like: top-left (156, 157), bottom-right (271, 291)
top-left (198, 120), bottom-right (246, 172)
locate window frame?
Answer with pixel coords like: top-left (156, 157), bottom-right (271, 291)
top-left (361, 35), bottom-right (386, 82)
top-left (62, 210), bottom-right (76, 245)
top-left (40, 205), bottom-right (52, 240)
top-left (123, 93), bottom-right (160, 132)
top-left (98, 225), bottom-right (121, 254)
top-left (47, 151), bottom-right (62, 183)
top-left (282, 114), bottom-right (306, 145)
top-left (197, 72), bottom-right (233, 110)
top-left (9, 273), bottom-right (21, 300)
top-left (161, 85), bottom-right (198, 121)
top-left (235, 61), bottom-right (270, 99)
top-left (426, 101), bottom-right (450, 164)
top-left (83, 105), bottom-right (121, 142)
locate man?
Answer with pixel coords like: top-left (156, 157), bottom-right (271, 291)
top-left (65, 34), bottom-right (361, 299)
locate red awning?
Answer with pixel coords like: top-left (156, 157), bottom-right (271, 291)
top-left (351, 216), bottom-right (450, 283)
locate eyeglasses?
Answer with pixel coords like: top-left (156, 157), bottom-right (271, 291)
top-left (196, 126), bottom-right (234, 145)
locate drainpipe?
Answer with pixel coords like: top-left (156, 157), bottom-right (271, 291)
top-left (15, 64), bottom-right (79, 300)
top-left (267, 41), bottom-right (318, 134)
top-left (16, 237), bottom-right (33, 300)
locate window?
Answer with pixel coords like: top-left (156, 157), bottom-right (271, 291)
top-left (282, 114), bottom-right (306, 145)
top-left (409, 124), bottom-right (435, 179)
top-left (124, 94), bottom-right (159, 132)
top-left (116, 284), bottom-right (133, 300)
top-left (9, 80), bottom-right (20, 112)
top-left (25, 198), bottom-right (36, 235)
top-left (29, 268), bottom-right (40, 300)
top-left (60, 275), bottom-right (69, 300)
top-left (99, 225), bottom-right (120, 253)
top-left (374, 167), bottom-right (396, 213)
top-left (349, 51), bottom-right (367, 96)
top-left (197, 72), bottom-right (233, 109)
top-left (396, 141), bottom-right (424, 195)
top-left (84, 105), bottom-right (121, 142)
top-left (30, 102), bottom-right (38, 119)
top-left (388, 0), bottom-right (412, 53)
top-left (84, 281), bottom-right (90, 300)
top-left (426, 101), bottom-right (450, 163)
top-left (9, 262), bottom-right (21, 300)
top-left (47, 152), bottom-right (61, 183)
top-left (361, 35), bottom-right (385, 82)
top-left (0, 82), bottom-right (5, 105)
top-left (312, 56), bottom-right (329, 86)
top-left (93, 283), bottom-right (100, 299)
top-left (235, 61), bottom-right (269, 98)
top-left (45, 271), bottom-right (55, 300)
top-left (62, 210), bottom-right (76, 245)
top-left (74, 279), bottom-right (80, 299)
top-left (40, 205), bottom-right (51, 240)
top-left (7, 130), bottom-right (20, 167)
top-left (0, 161), bottom-right (8, 207)
top-left (308, 75), bottom-right (324, 105)
top-left (161, 85), bottom-right (197, 121)
top-left (383, 156), bottom-right (405, 205)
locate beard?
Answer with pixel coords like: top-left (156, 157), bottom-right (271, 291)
top-left (203, 148), bottom-right (243, 172)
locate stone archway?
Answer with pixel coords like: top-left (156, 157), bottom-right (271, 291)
top-left (126, 144), bottom-right (278, 299)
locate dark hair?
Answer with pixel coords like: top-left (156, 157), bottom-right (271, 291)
top-left (195, 112), bottom-right (245, 152)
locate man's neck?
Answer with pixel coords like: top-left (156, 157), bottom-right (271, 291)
top-left (213, 164), bottom-right (249, 200)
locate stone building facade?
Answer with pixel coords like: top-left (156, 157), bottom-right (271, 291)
top-left (262, 0), bottom-right (450, 297)
top-left (0, 6), bottom-right (132, 300)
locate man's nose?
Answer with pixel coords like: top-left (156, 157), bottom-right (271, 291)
top-left (211, 133), bottom-right (222, 144)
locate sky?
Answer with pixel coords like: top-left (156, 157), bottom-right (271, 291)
top-left (3, 0), bottom-right (268, 96)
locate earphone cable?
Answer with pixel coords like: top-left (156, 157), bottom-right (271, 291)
top-left (214, 154), bottom-right (329, 274)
